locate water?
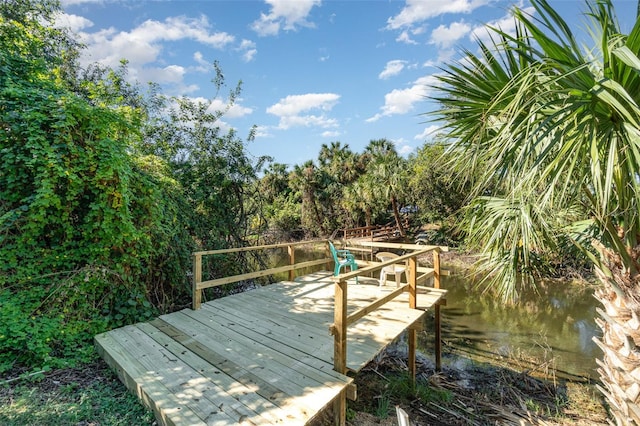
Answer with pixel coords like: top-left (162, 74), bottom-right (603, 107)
top-left (265, 245), bottom-right (602, 380)
top-left (426, 270), bottom-right (602, 380)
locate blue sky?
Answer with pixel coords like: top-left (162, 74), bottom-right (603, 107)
top-left (58, 0), bottom-right (639, 167)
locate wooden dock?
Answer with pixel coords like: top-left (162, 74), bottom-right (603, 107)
top-left (96, 271), bottom-right (447, 426)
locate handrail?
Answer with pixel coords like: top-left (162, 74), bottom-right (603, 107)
top-left (195, 259), bottom-right (330, 290)
top-left (342, 224), bottom-right (399, 240)
top-left (192, 239), bottom-right (330, 309)
top-left (193, 239), bottom-right (327, 256)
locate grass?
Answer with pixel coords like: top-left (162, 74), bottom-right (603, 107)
top-left (0, 362), bottom-right (154, 426)
top-left (1, 346), bottom-right (608, 426)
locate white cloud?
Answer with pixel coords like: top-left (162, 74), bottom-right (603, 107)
top-left (415, 125), bottom-right (440, 140)
top-left (77, 16), bottom-right (235, 71)
top-left (470, 6), bottom-right (534, 44)
top-left (54, 13), bottom-right (94, 32)
top-left (267, 93), bottom-right (339, 116)
top-left (206, 98), bottom-right (253, 119)
top-left (367, 75), bottom-right (438, 122)
top-left (379, 60), bottom-right (407, 79)
top-left (238, 39), bottom-right (258, 62)
top-left (430, 21), bottom-right (471, 49)
top-left (61, 0), bottom-right (102, 5)
top-left (193, 51), bottom-right (208, 67)
top-left (278, 115), bottom-right (338, 129)
top-left (254, 125), bottom-right (273, 139)
top-left (398, 144), bottom-right (414, 155)
top-left (390, 138), bottom-right (414, 156)
top-left (387, 0), bottom-right (488, 29)
top-left (396, 30), bottom-right (418, 45)
top-left (267, 93), bottom-right (340, 130)
top-left (143, 65), bottom-right (186, 84)
top-left (69, 15), bottom-right (241, 95)
top-left (252, 0), bottom-right (321, 37)
top-left (322, 130), bottom-right (340, 138)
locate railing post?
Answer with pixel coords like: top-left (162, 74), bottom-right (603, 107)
top-left (408, 255), bottom-right (417, 309)
top-left (433, 249), bottom-right (442, 371)
top-left (433, 249), bottom-right (441, 290)
top-left (408, 254), bottom-right (418, 386)
top-left (408, 327), bottom-right (417, 387)
top-left (192, 253), bottom-right (202, 310)
top-left (333, 278), bottom-right (348, 425)
top-left (288, 244), bottom-right (295, 281)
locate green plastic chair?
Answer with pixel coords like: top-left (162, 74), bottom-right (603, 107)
top-left (328, 241), bottom-right (358, 283)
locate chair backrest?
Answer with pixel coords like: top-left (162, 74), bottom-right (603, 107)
top-left (375, 251), bottom-right (399, 262)
top-left (328, 241), bottom-right (339, 261)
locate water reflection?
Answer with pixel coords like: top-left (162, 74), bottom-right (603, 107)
top-left (425, 270), bottom-right (602, 380)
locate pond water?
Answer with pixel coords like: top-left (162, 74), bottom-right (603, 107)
top-left (423, 270), bottom-right (602, 380)
top-left (265, 246), bottom-right (602, 380)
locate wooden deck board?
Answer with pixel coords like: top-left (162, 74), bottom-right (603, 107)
top-left (95, 270), bottom-right (446, 425)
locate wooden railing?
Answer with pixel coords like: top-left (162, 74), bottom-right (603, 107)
top-left (342, 224), bottom-right (399, 240)
top-left (328, 245), bottom-right (445, 371)
top-left (192, 239), bottom-right (447, 370)
top-left (191, 240), bottom-right (330, 310)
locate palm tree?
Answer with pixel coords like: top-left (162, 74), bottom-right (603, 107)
top-left (343, 176), bottom-right (377, 228)
top-left (365, 139), bottom-right (408, 237)
top-left (290, 161), bottom-right (325, 236)
top-left (429, 0), bottom-right (640, 423)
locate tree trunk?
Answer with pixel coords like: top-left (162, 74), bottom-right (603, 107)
top-left (592, 247), bottom-right (640, 425)
top-left (365, 206), bottom-right (371, 228)
top-left (390, 195), bottom-right (405, 237)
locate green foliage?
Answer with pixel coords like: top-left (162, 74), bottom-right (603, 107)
top-left (429, 0), bottom-right (640, 302)
top-left (0, 374), bottom-right (154, 425)
top-left (374, 395), bottom-right (391, 419)
top-left (0, 1), bottom-right (193, 372)
top-left (406, 142), bottom-right (470, 224)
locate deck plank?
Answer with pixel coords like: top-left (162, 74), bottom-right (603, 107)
top-left (95, 329), bottom-right (208, 426)
top-left (137, 322), bottom-right (304, 425)
top-left (117, 324), bottom-right (266, 426)
top-left (158, 311), bottom-right (345, 413)
top-left (96, 270), bottom-right (446, 426)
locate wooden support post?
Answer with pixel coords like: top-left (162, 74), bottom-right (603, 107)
top-left (288, 245), bottom-right (295, 281)
top-left (192, 253), bottom-right (202, 310)
top-left (333, 278), bottom-right (348, 425)
top-left (408, 327), bottom-right (417, 387)
top-left (433, 250), bottom-right (442, 371)
top-left (435, 304), bottom-right (442, 372)
top-left (408, 256), bottom-right (417, 309)
top-left (433, 250), bottom-right (441, 290)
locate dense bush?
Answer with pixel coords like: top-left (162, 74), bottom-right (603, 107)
top-left (0, 1), bottom-right (257, 372)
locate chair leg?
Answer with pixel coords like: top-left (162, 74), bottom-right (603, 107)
top-left (395, 271), bottom-right (401, 288)
top-left (379, 270), bottom-right (384, 287)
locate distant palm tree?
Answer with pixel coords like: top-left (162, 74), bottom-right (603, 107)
top-left (364, 139), bottom-right (408, 237)
top-left (429, 0), bottom-right (640, 423)
top-left (290, 161), bottom-right (324, 235)
top-left (343, 176), bottom-right (376, 228)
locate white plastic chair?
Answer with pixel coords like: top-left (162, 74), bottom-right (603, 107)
top-left (375, 252), bottom-right (407, 287)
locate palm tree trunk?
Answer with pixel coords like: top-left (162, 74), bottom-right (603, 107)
top-left (390, 195), bottom-right (405, 237)
top-left (365, 206), bottom-right (371, 228)
top-left (593, 248), bottom-right (640, 425)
